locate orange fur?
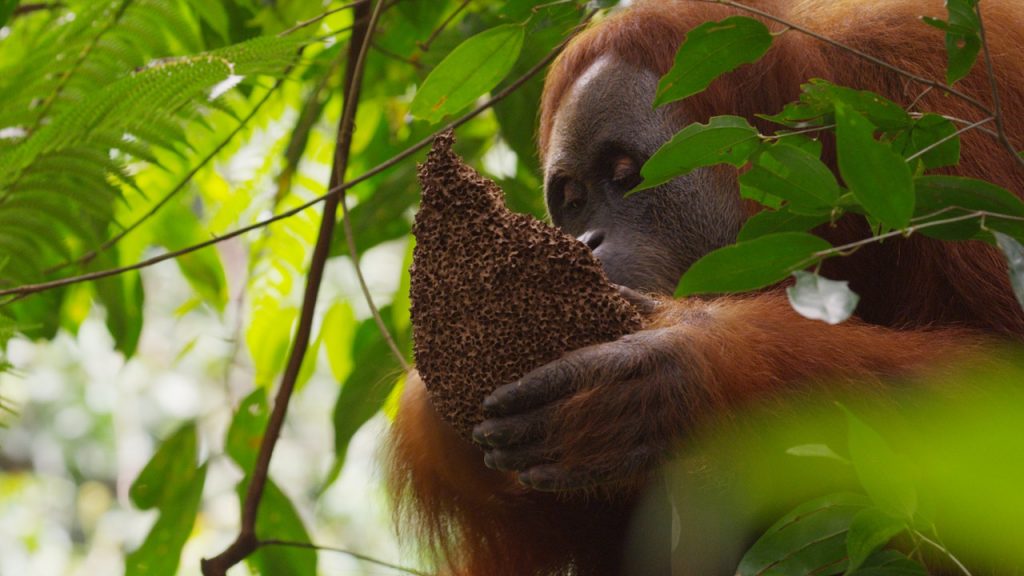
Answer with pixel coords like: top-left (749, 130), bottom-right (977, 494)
top-left (390, 1), bottom-right (1024, 574)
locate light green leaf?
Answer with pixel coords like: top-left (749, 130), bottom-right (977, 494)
top-left (676, 232), bottom-right (829, 296)
top-left (246, 302), bottom-right (298, 387)
top-left (845, 508), bottom-right (907, 574)
top-left (786, 271), bottom-right (860, 325)
top-left (835, 103), bottom-right (914, 229)
top-left (994, 231), bottom-right (1024, 311)
top-left (411, 24), bottom-right (525, 123)
top-left (654, 16), bottom-right (772, 107)
top-left (637, 116), bottom-right (759, 192)
top-left (738, 492), bottom-right (869, 576)
top-left (843, 407), bottom-right (917, 519)
top-left (740, 142), bottom-right (840, 212)
top-left (322, 302), bottom-right (357, 383)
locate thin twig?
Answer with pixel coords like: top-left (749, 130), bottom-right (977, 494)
top-left (372, 40), bottom-right (422, 69)
top-left (417, 0), bottom-right (470, 52)
top-left (258, 539), bottom-right (430, 576)
top-left (200, 2), bottom-right (384, 575)
top-left (0, 9), bottom-right (597, 302)
top-left (914, 531), bottom-right (974, 576)
top-left (697, 0), bottom-right (990, 114)
top-left (912, 112), bottom-right (1000, 139)
top-left (278, 0), bottom-right (370, 37)
top-left (12, 2), bottom-right (65, 17)
top-left (807, 209), bottom-right (1024, 263)
top-left (975, 3), bottom-right (1024, 169)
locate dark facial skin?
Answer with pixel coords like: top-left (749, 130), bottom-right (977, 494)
top-left (541, 55), bottom-right (742, 295)
top-left (472, 56), bottom-right (744, 491)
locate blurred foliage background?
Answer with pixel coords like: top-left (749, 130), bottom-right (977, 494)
top-left (0, 0), bottom-right (584, 573)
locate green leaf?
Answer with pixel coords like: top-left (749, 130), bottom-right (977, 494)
top-left (913, 176), bottom-right (1024, 241)
top-left (892, 113), bottom-right (960, 169)
top-left (740, 142), bottom-right (840, 212)
top-left (994, 231), bottom-right (1024, 311)
top-left (922, 0), bottom-right (981, 84)
top-left (653, 16), bottom-right (772, 107)
top-left (322, 302), bottom-right (357, 382)
top-left (246, 479), bottom-right (317, 576)
top-left (763, 80), bottom-right (910, 131)
top-left (125, 463), bottom-right (207, 576)
top-left (737, 207), bottom-right (830, 241)
top-left (246, 302), bottom-right (298, 387)
top-left (0, 0), bottom-right (17, 29)
top-left (835, 103), bottom-right (914, 229)
top-left (848, 550), bottom-right (928, 576)
top-left (226, 388), bottom-right (269, 472)
top-left (411, 24), bottom-right (525, 123)
top-left (676, 232), bottom-right (830, 296)
top-left (786, 271), bottom-right (860, 325)
top-left (738, 492), bottom-right (870, 576)
top-left (845, 508), bottom-right (907, 574)
top-left (327, 312), bottom-right (405, 487)
top-left (843, 407), bottom-right (917, 519)
top-left (130, 424), bottom-right (200, 510)
top-left (92, 250), bottom-right (144, 358)
top-left (637, 116), bottom-right (759, 191)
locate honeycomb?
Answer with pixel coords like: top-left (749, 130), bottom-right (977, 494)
top-left (409, 131), bottom-right (643, 439)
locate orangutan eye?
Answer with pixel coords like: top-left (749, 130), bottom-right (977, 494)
top-left (610, 155), bottom-right (640, 188)
top-left (562, 180), bottom-right (586, 211)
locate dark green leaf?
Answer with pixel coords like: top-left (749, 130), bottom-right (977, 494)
top-left (835, 103), bottom-right (914, 228)
top-left (737, 207), bottom-right (830, 241)
top-left (245, 479), bottom-right (316, 576)
top-left (653, 16), bottom-right (772, 107)
top-left (130, 423), bottom-right (199, 510)
top-left (994, 231), bottom-right (1024, 311)
top-left (740, 142), bottom-right (840, 212)
top-left (848, 550), bottom-right (928, 576)
top-left (328, 311), bottom-right (406, 487)
top-left (892, 114), bottom-right (960, 169)
top-left (411, 24), bottom-right (525, 123)
top-left (922, 0), bottom-right (980, 84)
top-left (786, 271), bottom-right (859, 325)
top-left (676, 232), bottom-right (830, 296)
top-left (125, 463), bottom-right (207, 576)
top-left (738, 493), bottom-right (870, 576)
top-left (764, 80), bottom-right (910, 131)
top-left (637, 116), bottom-right (759, 192)
top-left (0, 0), bottom-right (17, 29)
top-left (914, 176), bottom-right (1024, 241)
top-left (226, 388), bottom-right (269, 472)
top-left (843, 408), bottom-right (917, 518)
top-left (845, 508), bottom-right (907, 573)
top-left (92, 250), bottom-right (144, 358)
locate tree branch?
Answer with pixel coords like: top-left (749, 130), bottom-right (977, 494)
top-left (200, 1), bottom-right (385, 574)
